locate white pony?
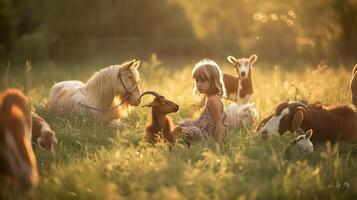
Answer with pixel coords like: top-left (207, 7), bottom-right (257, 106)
top-left (47, 59), bottom-right (142, 122)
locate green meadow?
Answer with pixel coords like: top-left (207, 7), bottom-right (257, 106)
top-left (1, 57), bottom-right (356, 200)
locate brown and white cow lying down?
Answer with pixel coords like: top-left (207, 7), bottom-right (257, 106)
top-left (0, 89), bottom-right (39, 190)
top-left (32, 112), bottom-right (57, 150)
top-left (257, 101), bottom-right (357, 144)
top-left (351, 64), bottom-right (357, 106)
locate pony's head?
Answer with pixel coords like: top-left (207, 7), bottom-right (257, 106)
top-left (116, 59), bottom-right (142, 106)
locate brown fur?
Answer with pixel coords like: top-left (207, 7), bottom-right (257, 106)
top-left (223, 74), bottom-right (239, 95)
top-left (145, 113), bottom-right (175, 143)
top-left (0, 89), bottom-right (38, 190)
top-left (143, 94), bottom-right (179, 144)
top-left (351, 64), bottom-right (357, 106)
top-left (223, 72), bottom-right (254, 101)
top-left (299, 104), bottom-right (357, 143)
top-left (239, 78), bottom-right (254, 98)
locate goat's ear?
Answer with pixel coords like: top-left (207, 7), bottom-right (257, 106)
top-left (142, 102), bottom-right (154, 108)
top-left (291, 109), bottom-right (304, 131)
top-left (249, 54), bottom-right (257, 64)
top-left (227, 56), bottom-right (237, 64)
top-left (305, 129), bottom-right (313, 139)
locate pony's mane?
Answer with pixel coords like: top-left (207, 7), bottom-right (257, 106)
top-left (85, 65), bottom-right (122, 103)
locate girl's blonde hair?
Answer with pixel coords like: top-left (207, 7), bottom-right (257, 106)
top-left (192, 59), bottom-right (226, 98)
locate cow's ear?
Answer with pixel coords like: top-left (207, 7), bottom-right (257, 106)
top-left (292, 108), bottom-right (304, 131)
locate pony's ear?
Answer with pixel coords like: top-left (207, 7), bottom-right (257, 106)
top-left (305, 129), bottom-right (313, 139)
top-left (133, 60), bottom-right (141, 69)
top-left (249, 54), bottom-right (257, 64)
top-left (227, 56), bottom-right (237, 64)
top-left (122, 59), bottom-right (136, 70)
top-left (292, 109), bottom-right (304, 131)
top-left (248, 102), bottom-right (255, 107)
top-left (353, 64), bottom-right (357, 76)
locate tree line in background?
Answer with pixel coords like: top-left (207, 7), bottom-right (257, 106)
top-left (0, 0), bottom-right (356, 66)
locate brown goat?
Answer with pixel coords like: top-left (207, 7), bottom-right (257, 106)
top-left (224, 54), bottom-right (257, 104)
top-left (257, 101), bottom-right (357, 144)
top-left (140, 91), bottom-right (179, 144)
top-left (0, 89), bottom-right (39, 190)
top-left (32, 112), bottom-right (57, 150)
top-left (351, 64), bottom-right (357, 106)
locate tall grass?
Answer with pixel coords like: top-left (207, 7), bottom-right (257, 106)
top-left (0, 58), bottom-right (356, 200)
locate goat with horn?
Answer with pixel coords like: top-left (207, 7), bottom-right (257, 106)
top-left (139, 91), bottom-right (179, 144)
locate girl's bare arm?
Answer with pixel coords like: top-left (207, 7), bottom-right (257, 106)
top-left (207, 96), bottom-right (224, 145)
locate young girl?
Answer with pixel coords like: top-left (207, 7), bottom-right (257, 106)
top-left (174, 59), bottom-right (228, 145)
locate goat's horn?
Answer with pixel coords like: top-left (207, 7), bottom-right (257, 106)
top-left (288, 102), bottom-right (310, 112)
top-left (139, 91), bottom-right (161, 99)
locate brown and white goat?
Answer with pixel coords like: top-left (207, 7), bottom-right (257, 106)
top-left (32, 112), bottom-right (57, 150)
top-left (0, 89), bottom-right (39, 190)
top-left (351, 64), bottom-right (357, 106)
top-left (257, 101), bottom-right (357, 144)
top-left (140, 91), bottom-right (179, 144)
top-left (224, 54), bottom-right (257, 104)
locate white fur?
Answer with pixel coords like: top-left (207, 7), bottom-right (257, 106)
top-left (47, 61), bottom-right (141, 122)
top-left (226, 103), bottom-right (257, 128)
top-left (295, 135), bottom-right (314, 153)
top-left (237, 59), bottom-right (251, 79)
top-left (259, 108), bottom-right (289, 138)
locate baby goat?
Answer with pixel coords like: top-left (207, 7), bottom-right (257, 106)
top-left (257, 101), bottom-right (357, 144)
top-left (351, 64), bottom-right (357, 106)
top-left (284, 129), bottom-right (314, 159)
top-left (226, 103), bottom-right (257, 128)
top-left (32, 112), bottom-right (57, 150)
top-left (140, 91), bottom-right (179, 144)
top-left (224, 54), bottom-right (257, 105)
